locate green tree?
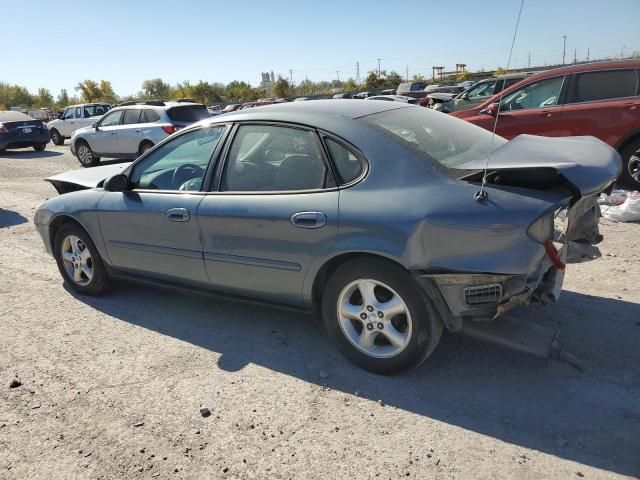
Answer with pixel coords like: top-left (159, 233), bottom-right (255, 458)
top-left (75, 80), bottom-right (102, 102)
top-left (272, 76), bottom-right (293, 98)
top-left (364, 71), bottom-right (384, 90)
top-left (457, 71), bottom-right (472, 81)
top-left (494, 67), bottom-right (508, 76)
top-left (56, 89), bottom-right (70, 108)
top-left (383, 71), bottom-right (404, 89)
top-left (141, 78), bottom-right (172, 99)
top-left (225, 81), bottom-right (256, 102)
top-left (341, 78), bottom-right (360, 93)
top-left (34, 88), bottom-right (54, 108)
top-left (99, 80), bottom-right (117, 104)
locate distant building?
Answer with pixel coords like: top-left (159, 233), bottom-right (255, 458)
top-left (260, 71), bottom-right (275, 96)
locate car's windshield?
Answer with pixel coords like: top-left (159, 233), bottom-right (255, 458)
top-left (360, 107), bottom-right (507, 168)
top-left (466, 80), bottom-right (497, 98)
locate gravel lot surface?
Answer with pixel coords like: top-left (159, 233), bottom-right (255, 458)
top-left (1, 143), bottom-right (639, 479)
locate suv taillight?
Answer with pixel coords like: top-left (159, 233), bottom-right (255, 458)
top-left (161, 124), bottom-right (184, 135)
top-left (0, 123), bottom-right (7, 134)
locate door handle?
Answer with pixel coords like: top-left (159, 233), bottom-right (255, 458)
top-left (110, 131), bottom-right (116, 135)
top-left (135, 129), bottom-right (142, 132)
top-left (291, 211), bottom-right (327, 229)
top-left (165, 208), bottom-right (190, 222)
top-left (624, 103), bottom-right (639, 110)
top-left (539, 110), bottom-right (553, 117)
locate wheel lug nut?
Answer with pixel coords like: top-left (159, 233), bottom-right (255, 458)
top-left (377, 311), bottom-right (384, 318)
top-left (366, 305), bottom-right (374, 312)
top-left (366, 323), bottom-right (374, 331)
top-left (360, 313), bottom-right (367, 320)
top-left (377, 323), bottom-right (384, 330)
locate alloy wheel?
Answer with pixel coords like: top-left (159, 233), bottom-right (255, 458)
top-left (61, 235), bottom-right (93, 286)
top-left (336, 279), bottom-right (412, 358)
top-left (628, 150), bottom-right (640, 185)
top-left (78, 144), bottom-right (92, 165)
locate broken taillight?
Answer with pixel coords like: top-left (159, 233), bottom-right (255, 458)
top-left (544, 240), bottom-right (566, 270)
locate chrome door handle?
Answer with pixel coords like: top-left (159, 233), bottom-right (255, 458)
top-left (110, 131), bottom-right (116, 135)
top-left (135, 129), bottom-right (142, 132)
top-left (291, 211), bottom-right (327, 229)
top-left (165, 208), bottom-right (190, 222)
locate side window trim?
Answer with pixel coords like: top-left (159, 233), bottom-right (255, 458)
top-left (211, 121), bottom-right (337, 194)
top-left (564, 68), bottom-right (640, 105)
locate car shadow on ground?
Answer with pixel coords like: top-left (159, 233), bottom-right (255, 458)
top-left (0, 149), bottom-right (62, 159)
top-left (0, 209), bottom-right (28, 228)
top-left (69, 283), bottom-right (640, 476)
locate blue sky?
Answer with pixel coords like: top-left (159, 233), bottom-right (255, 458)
top-left (1, 0), bottom-right (638, 97)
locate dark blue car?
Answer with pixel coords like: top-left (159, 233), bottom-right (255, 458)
top-left (0, 111), bottom-right (50, 152)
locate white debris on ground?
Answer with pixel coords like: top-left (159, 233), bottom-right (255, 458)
top-left (599, 190), bottom-right (640, 223)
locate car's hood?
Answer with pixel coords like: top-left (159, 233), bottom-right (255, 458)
top-left (456, 134), bottom-right (622, 197)
top-left (46, 162), bottom-right (132, 194)
top-left (428, 92), bottom-right (457, 101)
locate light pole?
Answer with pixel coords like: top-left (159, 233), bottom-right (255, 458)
top-left (562, 35), bottom-right (567, 65)
top-left (377, 58), bottom-right (381, 76)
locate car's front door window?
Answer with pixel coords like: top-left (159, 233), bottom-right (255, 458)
top-left (98, 110), bottom-right (123, 127)
top-left (467, 80), bottom-right (497, 98)
top-left (63, 108), bottom-right (75, 120)
top-left (129, 126), bottom-right (225, 191)
top-left (501, 76), bottom-right (565, 111)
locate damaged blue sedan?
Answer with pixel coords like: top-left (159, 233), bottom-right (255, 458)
top-left (34, 101), bottom-right (620, 374)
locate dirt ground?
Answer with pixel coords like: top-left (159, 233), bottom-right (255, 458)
top-left (1, 144), bottom-right (639, 480)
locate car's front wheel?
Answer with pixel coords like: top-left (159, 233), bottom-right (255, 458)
top-left (76, 140), bottom-right (99, 167)
top-left (54, 223), bottom-right (110, 295)
top-left (50, 129), bottom-right (64, 145)
top-left (321, 258), bottom-right (443, 375)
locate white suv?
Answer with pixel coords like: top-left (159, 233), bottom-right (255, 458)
top-left (70, 100), bottom-right (210, 167)
top-left (47, 103), bottom-right (111, 145)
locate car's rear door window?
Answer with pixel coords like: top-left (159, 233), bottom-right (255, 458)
top-left (569, 69), bottom-right (639, 103)
top-left (166, 105), bottom-right (210, 123)
top-left (122, 109), bottom-right (142, 125)
top-left (142, 109), bottom-right (160, 123)
top-left (221, 125), bottom-right (328, 192)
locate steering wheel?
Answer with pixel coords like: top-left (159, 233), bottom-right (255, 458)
top-left (172, 163), bottom-right (204, 190)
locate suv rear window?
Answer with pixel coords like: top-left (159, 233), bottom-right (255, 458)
top-left (142, 109), bottom-right (160, 123)
top-left (166, 105), bottom-right (210, 123)
top-left (570, 69), bottom-right (639, 103)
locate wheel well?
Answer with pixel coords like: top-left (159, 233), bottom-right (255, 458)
top-left (311, 252), bottom-right (406, 306)
top-left (49, 215), bottom-right (85, 252)
top-left (616, 131), bottom-right (640, 156)
top-left (138, 140), bottom-right (154, 155)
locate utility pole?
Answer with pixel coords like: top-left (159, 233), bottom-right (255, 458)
top-left (377, 58), bottom-right (381, 76)
top-left (336, 70), bottom-right (340, 82)
top-left (586, 47), bottom-right (590, 62)
top-left (562, 35), bottom-right (567, 65)
top-left (289, 69), bottom-right (293, 85)
top-left (406, 65), bottom-right (409, 81)
top-left (528, 51), bottom-right (531, 68)
top-left (621, 45), bottom-right (626, 58)
top-left (356, 62), bottom-right (360, 84)
top-left (574, 48), bottom-right (577, 64)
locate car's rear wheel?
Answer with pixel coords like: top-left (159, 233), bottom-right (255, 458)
top-left (33, 143), bottom-right (46, 152)
top-left (50, 129), bottom-right (64, 145)
top-left (138, 141), bottom-right (154, 156)
top-left (76, 140), bottom-right (99, 167)
top-left (321, 258), bottom-right (443, 375)
top-left (54, 223), bottom-right (109, 295)
top-left (617, 138), bottom-right (640, 190)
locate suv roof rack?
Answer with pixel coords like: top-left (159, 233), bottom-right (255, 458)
top-left (175, 98), bottom-right (195, 103)
top-left (144, 99), bottom-right (165, 106)
top-left (118, 101), bottom-right (137, 106)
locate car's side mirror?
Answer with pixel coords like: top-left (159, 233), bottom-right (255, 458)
top-left (481, 102), bottom-right (500, 116)
top-left (93, 123), bottom-right (99, 130)
top-left (103, 174), bottom-right (129, 192)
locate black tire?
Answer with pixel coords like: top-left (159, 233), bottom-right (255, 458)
top-left (54, 222), bottom-right (110, 295)
top-left (76, 140), bottom-right (100, 167)
top-left (617, 138), bottom-right (640, 190)
top-left (50, 129), bottom-right (64, 145)
top-left (33, 143), bottom-right (46, 152)
top-left (321, 258), bottom-right (443, 375)
top-left (138, 141), bottom-right (154, 156)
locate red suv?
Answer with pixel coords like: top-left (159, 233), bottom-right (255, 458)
top-left (451, 60), bottom-right (640, 189)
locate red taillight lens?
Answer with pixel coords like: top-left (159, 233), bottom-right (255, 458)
top-left (544, 240), bottom-right (566, 270)
top-left (161, 124), bottom-right (184, 135)
top-left (0, 123), bottom-right (7, 134)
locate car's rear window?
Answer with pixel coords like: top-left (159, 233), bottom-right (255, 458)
top-left (569, 69), bottom-right (639, 103)
top-left (166, 105), bottom-right (210, 123)
top-left (360, 107), bottom-right (507, 169)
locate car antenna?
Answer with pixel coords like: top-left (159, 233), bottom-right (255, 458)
top-left (475, 0), bottom-right (525, 202)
